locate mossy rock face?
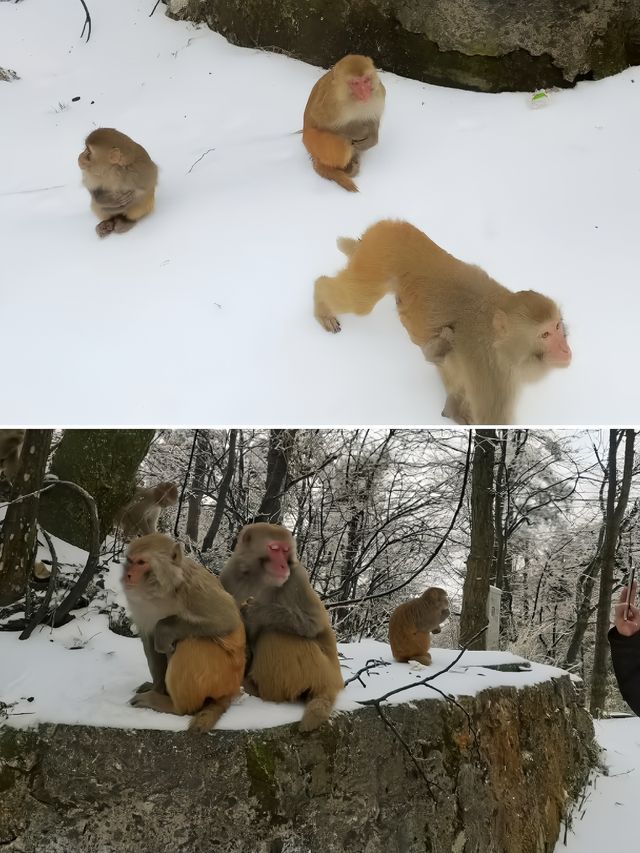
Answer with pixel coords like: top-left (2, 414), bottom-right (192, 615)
top-left (166, 0), bottom-right (640, 92)
top-left (0, 676), bottom-right (596, 853)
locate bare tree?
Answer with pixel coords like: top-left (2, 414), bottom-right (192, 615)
top-left (0, 430), bottom-right (53, 606)
top-left (460, 430), bottom-right (497, 649)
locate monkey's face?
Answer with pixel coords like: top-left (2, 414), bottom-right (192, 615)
top-left (262, 539), bottom-right (291, 587)
top-left (77, 145), bottom-right (92, 170)
top-left (424, 587), bottom-right (450, 622)
top-left (348, 73), bottom-right (373, 102)
top-left (535, 316), bottom-right (571, 368)
top-left (123, 541), bottom-right (183, 598)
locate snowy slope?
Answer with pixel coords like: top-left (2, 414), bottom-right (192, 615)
top-left (557, 717), bottom-right (640, 852)
top-left (1, 0), bottom-right (638, 425)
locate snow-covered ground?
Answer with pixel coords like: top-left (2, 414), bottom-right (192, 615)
top-left (0, 528), bottom-right (565, 731)
top-left (1, 0), bottom-right (638, 425)
top-left (557, 717), bottom-right (640, 852)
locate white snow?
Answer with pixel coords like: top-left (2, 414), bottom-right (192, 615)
top-left (1, 0), bottom-right (638, 425)
top-left (557, 717), bottom-right (640, 852)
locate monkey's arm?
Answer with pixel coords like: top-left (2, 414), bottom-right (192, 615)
top-left (91, 187), bottom-right (137, 211)
top-left (243, 600), bottom-right (325, 640)
top-left (154, 609), bottom-right (239, 654)
top-left (141, 633), bottom-right (168, 692)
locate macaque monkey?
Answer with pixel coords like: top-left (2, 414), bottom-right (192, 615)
top-left (117, 481), bottom-right (178, 540)
top-left (78, 128), bottom-right (158, 238)
top-left (0, 429), bottom-right (25, 482)
top-left (122, 534), bottom-right (245, 731)
top-left (388, 587), bottom-right (450, 666)
top-left (220, 523), bottom-right (344, 732)
top-left (314, 221), bottom-right (572, 424)
top-left (303, 54), bottom-right (385, 192)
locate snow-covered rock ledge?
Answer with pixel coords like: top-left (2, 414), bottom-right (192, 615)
top-left (0, 661), bottom-right (596, 853)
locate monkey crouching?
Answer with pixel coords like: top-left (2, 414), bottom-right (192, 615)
top-left (388, 587), bottom-right (450, 666)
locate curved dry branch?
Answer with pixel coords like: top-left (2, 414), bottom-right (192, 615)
top-left (78, 0), bottom-right (92, 42)
top-left (19, 526), bottom-right (59, 640)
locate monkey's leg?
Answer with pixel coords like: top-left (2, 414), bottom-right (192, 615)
top-left (300, 689), bottom-right (340, 732)
top-left (140, 633), bottom-right (168, 693)
top-left (410, 653), bottom-right (432, 666)
top-left (96, 218), bottom-right (117, 238)
top-left (189, 695), bottom-right (234, 732)
top-left (314, 272), bottom-right (389, 333)
top-left (130, 689), bottom-right (180, 714)
top-left (242, 676), bottom-right (260, 697)
top-left (442, 394), bottom-right (470, 425)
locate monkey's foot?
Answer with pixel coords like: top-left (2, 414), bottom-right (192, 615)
top-left (134, 681), bottom-right (154, 694)
top-left (411, 654), bottom-right (432, 666)
top-left (96, 218), bottom-right (116, 238)
top-left (315, 311), bottom-right (341, 334)
top-left (344, 153), bottom-right (360, 177)
top-left (242, 677), bottom-right (260, 697)
top-left (112, 215), bottom-right (136, 234)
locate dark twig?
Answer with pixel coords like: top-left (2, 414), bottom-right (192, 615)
top-left (187, 148), bottom-right (216, 175)
top-left (174, 430), bottom-right (197, 538)
top-left (149, 0), bottom-right (162, 16)
top-left (343, 658), bottom-right (390, 687)
top-left (373, 704), bottom-right (441, 798)
top-left (356, 625), bottom-right (489, 793)
top-left (19, 527), bottom-right (59, 640)
top-left (77, 0), bottom-right (92, 42)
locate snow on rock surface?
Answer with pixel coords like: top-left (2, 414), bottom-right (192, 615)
top-left (0, 0), bottom-right (639, 424)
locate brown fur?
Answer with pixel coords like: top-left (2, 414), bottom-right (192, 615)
top-left (388, 586), bottom-right (450, 665)
top-left (303, 55), bottom-right (385, 192)
top-left (314, 220), bottom-right (571, 424)
top-left (117, 481), bottom-right (178, 540)
top-left (220, 523), bottom-right (344, 731)
top-left (123, 534), bottom-right (245, 731)
top-left (0, 429), bottom-right (25, 482)
top-left (78, 128), bottom-right (158, 237)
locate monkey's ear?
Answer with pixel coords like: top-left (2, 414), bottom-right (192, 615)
top-left (108, 146), bottom-right (124, 165)
top-left (492, 309), bottom-right (510, 338)
top-left (171, 542), bottom-right (184, 564)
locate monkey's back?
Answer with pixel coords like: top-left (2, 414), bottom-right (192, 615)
top-left (388, 598), bottom-right (431, 660)
top-left (166, 627), bottom-right (246, 714)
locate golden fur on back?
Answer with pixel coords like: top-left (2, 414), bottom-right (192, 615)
top-left (388, 587), bottom-right (450, 665)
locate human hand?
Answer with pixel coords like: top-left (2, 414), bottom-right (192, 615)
top-left (614, 582), bottom-right (640, 637)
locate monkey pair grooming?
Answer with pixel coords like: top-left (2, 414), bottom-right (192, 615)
top-left (220, 523), bottom-right (344, 732)
top-left (314, 220), bottom-right (572, 424)
top-left (303, 55), bottom-right (385, 192)
top-left (116, 481), bottom-right (179, 540)
top-left (78, 128), bottom-right (158, 238)
top-left (388, 587), bottom-right (450, 665)
top-left (122, 534), bottom-right (245, 731)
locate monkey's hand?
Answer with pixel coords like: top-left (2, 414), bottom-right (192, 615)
top-left (91, 187), bottom-right (136, 211)
top-left (246, 602), bottom-right (323, 640)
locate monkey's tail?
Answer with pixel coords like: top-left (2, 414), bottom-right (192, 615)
top-left (189, 696), bottom-right (232, 732)
top-left (336, 236), bottom-right (359, 256)
top-left (299, 694), bottom-right (337, 732)
top-left (312, 160), bottom-right (358, 193)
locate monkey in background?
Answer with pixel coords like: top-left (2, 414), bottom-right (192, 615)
top-left (0, 429), bottom-right (25, 482)
top-left (122, 534), bottom-right (245, 731)
top-left (388, 587), bottom-right (450, 666)
top-left (220, 523), bottom-right (344, 732)
top-left (303, 54), bottom-right (385, 192)
top-left (78, 128), bottom-right (158, 238)
top-left (116, 481), bottom-right (178, 540)
top-left (314, 220), bottom-right (572, 424)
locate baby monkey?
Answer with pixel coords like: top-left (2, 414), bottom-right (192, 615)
top-left (78, 128), bottom-right (158, 237)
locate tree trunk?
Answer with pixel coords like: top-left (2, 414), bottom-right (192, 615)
top-left (254, 429), bottom-right (297, 524)
top-left (186, 431), bottom-right (209, 542)
top-left (202, 430), bottom-right (238, 551)
top-left (590, 429), bottom-right (636, 716)
top-left (38, 429), bottom-right (155, 549)
top-left (460, 429), bottom-right (497, 650)
top-left (0, 430), bottom-right (53, 605)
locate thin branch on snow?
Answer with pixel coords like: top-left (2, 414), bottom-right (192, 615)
top-left (77, 0), bottom-right (92, 42)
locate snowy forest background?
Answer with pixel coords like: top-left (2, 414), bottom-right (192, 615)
top-left (0, 428), bottom-right (637, 718)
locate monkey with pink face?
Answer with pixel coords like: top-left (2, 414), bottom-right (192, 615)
top-left (220, 523), bottom-right (344, 732)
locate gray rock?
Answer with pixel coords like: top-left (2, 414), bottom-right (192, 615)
top-left (165, 0), bottom-right (640, 92)
top-left (0, 67), bottom-right (19, 82)
top-left (0, 675), bottom-right (597, 853)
